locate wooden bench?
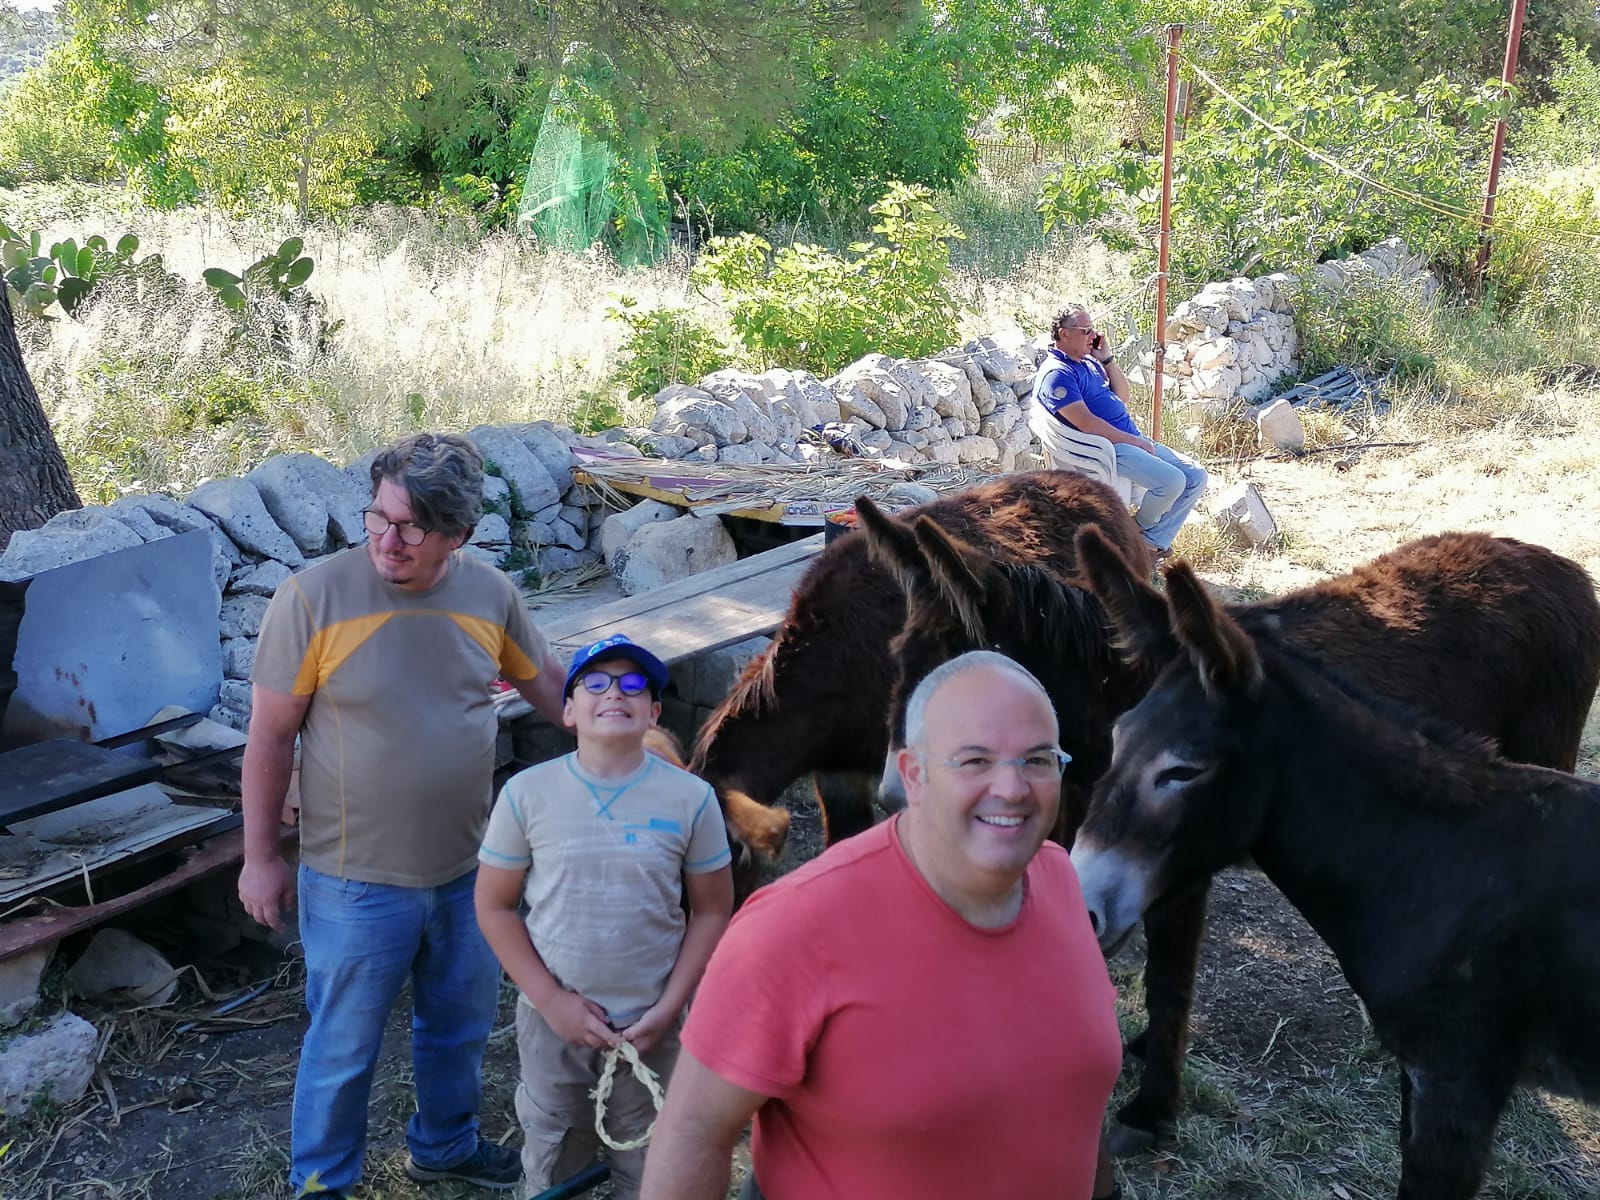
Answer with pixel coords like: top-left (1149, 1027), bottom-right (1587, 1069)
top-left (496, 533), bottom-right (824, 723)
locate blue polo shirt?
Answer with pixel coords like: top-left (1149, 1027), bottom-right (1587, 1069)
top-left (1033, 347), bottom-right (1141, 436)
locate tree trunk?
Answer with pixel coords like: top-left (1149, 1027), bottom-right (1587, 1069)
top-left (0, 286), bottom-right (80, 552)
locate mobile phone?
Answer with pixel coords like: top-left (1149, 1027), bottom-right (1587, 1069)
top-left (1092, 333), bottom-right (1104, 352)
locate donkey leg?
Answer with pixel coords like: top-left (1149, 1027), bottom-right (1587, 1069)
top-left (1109, 879), bottom-right (1212, 1156)
top-left (1397, 1063), bottom-right (1513, 1200)
top-left (814, 771), bottom-right (878, 844)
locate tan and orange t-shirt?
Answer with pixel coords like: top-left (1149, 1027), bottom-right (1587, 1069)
top-left (252, 547), bottom-right (550, 887)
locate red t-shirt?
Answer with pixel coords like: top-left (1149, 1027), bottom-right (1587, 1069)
top-left (682, 816), bottom-right (1123, 1198)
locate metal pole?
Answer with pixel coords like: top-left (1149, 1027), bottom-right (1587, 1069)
top-left (1152, 24), bottom-right (1183, 441)
top-left (1473, 0), bottom-right (1529, 285)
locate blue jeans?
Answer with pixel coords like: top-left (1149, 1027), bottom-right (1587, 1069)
top-left (1114, 441), bottom-right (1209, 551)
top-left (290, 864), bottom-right (501, 1195)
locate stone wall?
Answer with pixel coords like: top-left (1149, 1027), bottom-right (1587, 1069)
top-left (1160, 237), bottom-right (1437, 417)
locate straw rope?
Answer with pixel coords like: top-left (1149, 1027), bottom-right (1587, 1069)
top-left (591, 1040), bottom-right (667, 1152)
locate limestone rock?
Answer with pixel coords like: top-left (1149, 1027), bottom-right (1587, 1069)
top-left (1214, 481), bottom-right (1278, 547)
top-left (0, 508), bottom-right (144, 580)
top-left (509, 422), bottom-right (578, 494)
top-left (229, 559), bottom-right (293, 598)
top-left (223, 637), bottom-right (257, 680)
top-left (1255, 399), bottom-right (1305, 453)
top-left (280, 452), bottom-right (371, 548)
top-left (653, 392), bottom-right (746, 446)
top-left (219, 593), bottom-right (271, 640)
top-left (717, 443), bottom-right (766, 465)
top-left (0, 946), bottom-right (53, 1027)
top-left (600, 500), bottom-right (681, 565)
top-left (188, 478), bottom-right (305, 567)
top-left (953, 435), bottom-right (1000, 463)
top-left (835, 385), bottom-right (888, 429)
top-left (462, 512), bottom-right (512, 569)
top-left (0, 1011), bottom-right (98, 1116)
top-left (248, 455), bottom-right (332, 556)
top-left (538, 546), bottom-right (599, 575)
top-left (65, 928), bottom-right (180, 1005)
top-left (470, 425), bottom-right (561, 514)
top-left (104, 500), bottom-right (171, 543)
top-left (921, 360), bottom-right (978, 425)
top-left (612, 515), bottom-right (738, 597)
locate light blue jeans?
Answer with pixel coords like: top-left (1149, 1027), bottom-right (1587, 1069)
top-left (1114, 441), bottom-right (1209, 551)
top-left (290, 864), bottom-right (501, 1196)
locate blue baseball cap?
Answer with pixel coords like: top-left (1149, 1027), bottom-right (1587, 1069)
top-left (563, 634), bottom-right (670, 698)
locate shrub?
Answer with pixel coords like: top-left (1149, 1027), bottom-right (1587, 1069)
top-left (607, 298), bottom-right (733, 400)
top-left (1486, 165), bottom-right (1600, 330)
top-left (692, 182), bottom-right (965, 376)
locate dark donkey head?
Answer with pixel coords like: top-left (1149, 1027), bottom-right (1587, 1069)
top-left (1070, 561), bottom-right (1275, 952)
top-left (856, 496), bottom-right (1144, 839)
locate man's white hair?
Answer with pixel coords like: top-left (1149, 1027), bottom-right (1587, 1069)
top-left (903, 651), bottom-right (1056, 751)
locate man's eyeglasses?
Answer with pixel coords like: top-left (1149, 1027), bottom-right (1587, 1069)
top-left (363, 509), bottom-right (432, 546)
top-left (939, 748), bottom-right (1072, 783)
top-left (575, 669), bottom-right (652, 697)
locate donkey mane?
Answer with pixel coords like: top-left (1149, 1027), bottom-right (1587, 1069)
top-left (690, 644), bottom-right (779, 765)
top-left (993, 560), bottom-right (1122, 672)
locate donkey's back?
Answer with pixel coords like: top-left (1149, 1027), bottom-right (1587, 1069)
top-left (1240, 531), bottom-right (1600, 770)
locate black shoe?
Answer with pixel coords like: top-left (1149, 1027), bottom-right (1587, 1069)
top-left (405, 1139), bottom-right (520, 1189)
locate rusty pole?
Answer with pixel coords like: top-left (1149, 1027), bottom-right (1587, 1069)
top-left (1473, 0), bottom-right (1529, 285)
top-left (1152, 24), bottom-right (1183, 440)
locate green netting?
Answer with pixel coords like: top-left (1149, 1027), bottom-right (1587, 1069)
top-left (516, 45), bottom-right (668, 266)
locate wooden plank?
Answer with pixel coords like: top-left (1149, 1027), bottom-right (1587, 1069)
top-left (0, 822), bottom-right (293, 964)
top-left (499, 535), bottom-right (823, 724)
top-left (533, 534), bottom-right (822, 647)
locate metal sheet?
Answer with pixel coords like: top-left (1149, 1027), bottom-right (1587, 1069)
top-left (2, 530), bottom-right (221, 747)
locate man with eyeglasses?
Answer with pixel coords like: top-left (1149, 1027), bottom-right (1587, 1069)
top-left (642, 651), bottom-right (1124, 1200)
top-left (1034, 304), bottom-right (1208, 564)
top-left (239, 431), bottom-right (569, 1199)
top-left (476, 634), bottom-right (733, 1199)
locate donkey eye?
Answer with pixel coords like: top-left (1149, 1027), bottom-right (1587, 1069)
top-left (1154, 764), bottom-right (1207, 788)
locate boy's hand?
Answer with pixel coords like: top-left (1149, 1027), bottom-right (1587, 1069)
top-left (543, 990), bottom-right (620, 1049)
top-left (619, 1003), bottom-right (676, 1055)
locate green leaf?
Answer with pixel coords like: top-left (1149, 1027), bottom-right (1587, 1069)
top-left (277, 236), bottom-right (305, 262)
top-left (218, 283), bottom-right (248, 312)
top-left (284, 257), bottom-right (315, 289)
top-left (51, 238), bottom-right (79, 270)
top-left (76, 247), bottom-right (97, 278)
top-left (57, 277), bottom-right (94, 315)
top-left (203, 267), bottom-right (243, 289)
top-left (116, 233), bottom-right (140, 258)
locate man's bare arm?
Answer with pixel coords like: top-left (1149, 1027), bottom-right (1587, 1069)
top-left (238, 684), bottom-right (310, 930)
top-left (641, 1049), bottom-right (767, 1200)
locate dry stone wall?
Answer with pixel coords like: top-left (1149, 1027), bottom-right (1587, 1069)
top-left (1161, 238), bottom-right (1436, 417)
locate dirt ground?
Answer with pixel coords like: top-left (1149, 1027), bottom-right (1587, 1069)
top-left (9, 393), bottom-right (1600, 1199)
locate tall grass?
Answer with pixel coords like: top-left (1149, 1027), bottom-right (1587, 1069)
top-left (8, 183), bottom-right (1154, 502)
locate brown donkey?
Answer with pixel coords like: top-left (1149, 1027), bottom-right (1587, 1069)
top-left (687, 471), bottom-right (1150, 898)
top-left (868, 521), bottom-right (1600, 1153)
top-left (1072, 562), bottom-right (1600, 1200)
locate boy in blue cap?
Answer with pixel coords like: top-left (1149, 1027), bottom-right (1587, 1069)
top-left (475, 635), bottom-right (734, 1199)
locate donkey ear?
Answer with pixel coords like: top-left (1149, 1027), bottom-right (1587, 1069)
top-left (856, 496), bottom-right (930, 596)
top-left (910, 517), bottom-right (990, 640)
top-left (1164, 563), bottom-right (1262, 700)
top-left (1076, 526), bottom-right (1178, 667)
